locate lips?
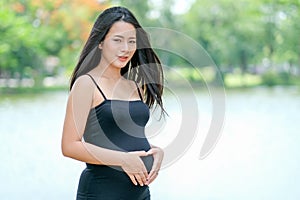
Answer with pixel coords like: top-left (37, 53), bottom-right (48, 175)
top-left (118, 56), bottom-right (128, 62)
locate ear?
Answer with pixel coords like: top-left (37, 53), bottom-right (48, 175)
top-left (98, 42), bottom-right (103, 49)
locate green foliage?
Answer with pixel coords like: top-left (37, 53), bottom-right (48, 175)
top-left (261, 71), bottom-right (296, 86)
top-left (0, 0), bottom-right (106, 88)
top-left (1, 0), bottom-right (299, 89)
top-left (0, 1), bottom-right (63, 85)
top-left (182, 0), bottom-right (300, 86)
top-left (0, 3), bottom-right (42, 79)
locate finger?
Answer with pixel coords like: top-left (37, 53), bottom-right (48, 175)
top-left (127, 173), bottom-right (138, 186)
top-left (148, 147), bottom-right (161, 155)
top-left (147, 160), bottom-right (159, 180)
top-left (146, 171), bottom-right (159, 185)
top-left (146, 148), bottom-right (155, 155)
top-left (148, 174), bottom-right (158, 185)
top-left (140, 166), bottom-right (148, 185)
top-left (134, 159), bottom-right (149, 183)
top-left (129, 150), bottom-right (148, 157)
top-left (135, 173), bottom-right (145, 186)
top-left (147, 167), bottom-right (159, 180)
top-left (148, 169), bottom-right (155, 180)
top-left (143, 170), bottom-right (149, 183)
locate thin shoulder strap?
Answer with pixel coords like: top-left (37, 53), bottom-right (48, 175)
top-left (135, 82), bottom-right (143, 101)
top-left (86, 74), bottom-right (107, 100)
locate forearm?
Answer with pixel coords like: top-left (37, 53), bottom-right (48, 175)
top-left (62, 141), bottom-right (126, 166)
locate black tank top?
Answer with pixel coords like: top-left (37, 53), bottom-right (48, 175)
top-left (83, 74), bottom-right (153, 171)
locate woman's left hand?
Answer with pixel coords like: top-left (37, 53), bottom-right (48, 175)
top-left (146, 147), bottom-right (164, 185)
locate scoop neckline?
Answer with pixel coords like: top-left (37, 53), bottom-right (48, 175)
top-left (91, 99), bottom-right (143, 110)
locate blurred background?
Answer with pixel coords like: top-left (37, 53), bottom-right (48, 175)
top-left (1, 0), bottom-right (300, 199)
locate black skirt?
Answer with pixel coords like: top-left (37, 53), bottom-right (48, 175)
top-left (76, 164), bottom-right (151, 200)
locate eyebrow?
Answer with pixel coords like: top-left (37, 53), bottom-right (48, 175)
top-left (114, 35), bottom-right (136, 39)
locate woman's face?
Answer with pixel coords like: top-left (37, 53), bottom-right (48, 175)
top-left (99, 21), bottom-right (136, 69)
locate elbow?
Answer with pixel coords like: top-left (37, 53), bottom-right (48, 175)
top-left (61, 142), bottom-right (72, 158)
top-left (61, 145), bottom-right (68, 157)
top-left (61, 147), bottom-right (67, 157)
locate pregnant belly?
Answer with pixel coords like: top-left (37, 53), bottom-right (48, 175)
top-left (141, 155), bottom-right (154, 173)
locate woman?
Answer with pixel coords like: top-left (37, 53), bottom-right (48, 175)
top-left (61, 6), bottom-right (165, 200)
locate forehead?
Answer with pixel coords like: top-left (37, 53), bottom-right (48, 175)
top-left (106, 21), bottom-right (136, 38)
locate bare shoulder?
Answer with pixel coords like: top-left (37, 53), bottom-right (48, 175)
top-left (70, 75), bottom-right (96, 97)
top-left (72, 75), bottom-right (94, 91)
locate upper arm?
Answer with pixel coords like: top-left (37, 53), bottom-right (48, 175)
top-left (62, 75), bottom-right (95, 146)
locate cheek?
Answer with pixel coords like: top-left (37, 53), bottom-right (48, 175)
top-left (107, 43), bottom-right (118, 52)
top-left (130, 47), bottom-right (136, 55)
top-left (103, 41), bottom-right (118, 51)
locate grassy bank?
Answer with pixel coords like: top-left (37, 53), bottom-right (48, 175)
top-left (1, 69), bottom-right (299, 95)
top-left (0, 85), bottom-right (68, 95)
top-left (224, 73), bottom-right (300, 88)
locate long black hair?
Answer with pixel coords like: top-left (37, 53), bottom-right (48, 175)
top-left (70, 6), bottom-right (165, 113)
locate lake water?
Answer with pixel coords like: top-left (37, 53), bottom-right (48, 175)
top-left (0, 86), bottom-right (300, 200)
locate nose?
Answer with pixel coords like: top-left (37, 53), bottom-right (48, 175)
top-left (120, 41), bottom-right (129, 52)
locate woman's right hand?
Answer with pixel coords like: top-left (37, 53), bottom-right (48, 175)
top-left (120, 151), bottom-right (150, 186)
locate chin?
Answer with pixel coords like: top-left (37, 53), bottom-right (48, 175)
top-left (112, 61), bottom-right (129, 69)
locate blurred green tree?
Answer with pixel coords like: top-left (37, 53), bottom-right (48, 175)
top-left (182, 0), bottom-right (299, 85)
top-left (0, 1), bottom-right (43, 86)
top-left (0, 0), bottom-right (108, 87)
top-left (0, 0), bottom-right (299, 88)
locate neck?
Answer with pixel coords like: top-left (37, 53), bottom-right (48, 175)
top-left (95, 62), bottom-right (122, 81)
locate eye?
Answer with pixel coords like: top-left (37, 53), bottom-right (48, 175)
top-left (129, 40), bottom-right (136, 44)
top-left (113, 38), bottom-right (122, 42)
